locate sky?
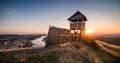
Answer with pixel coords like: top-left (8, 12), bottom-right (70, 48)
top-left (0, 0), bottom-right (120, 34)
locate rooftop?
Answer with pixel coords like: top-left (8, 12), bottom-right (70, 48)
top-left (68, 11), bottom-right (87, 22)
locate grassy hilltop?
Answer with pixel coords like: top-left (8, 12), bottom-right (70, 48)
top-left (0, 37), bottom-right (120, 63)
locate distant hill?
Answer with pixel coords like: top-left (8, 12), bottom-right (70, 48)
top-left (93, 34), bottom-right (120, 46)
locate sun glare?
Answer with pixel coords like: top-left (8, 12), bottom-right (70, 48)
top-left (86, 29), bottom-right (94, 34)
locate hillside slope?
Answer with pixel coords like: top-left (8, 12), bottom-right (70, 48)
top-left (96, 40), bottom-right (120, 57)
top-left (0, 38), bottom-right (120, 63)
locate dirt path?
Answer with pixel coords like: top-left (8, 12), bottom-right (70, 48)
top-left (0, 45), bottom-right (59, 55)
top-left (95, 40), bottom-right (120, 57)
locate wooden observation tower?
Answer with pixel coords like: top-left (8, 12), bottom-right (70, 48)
top-left (68, 11), bottom-right (87, 40)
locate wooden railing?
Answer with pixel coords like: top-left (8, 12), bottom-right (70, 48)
top-left (70, 23), bottom-right (85, 30)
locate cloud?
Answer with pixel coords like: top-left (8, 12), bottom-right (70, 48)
top-left (0, 8), bottom-right (26, 24)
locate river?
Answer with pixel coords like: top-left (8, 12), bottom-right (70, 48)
top-left (31, 36), bottom-right (46, 47)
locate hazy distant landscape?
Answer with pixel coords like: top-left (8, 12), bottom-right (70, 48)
top-left (0, 34), bottom-right (46, 49)
top-left (93, 34), bottom-right (120, 46)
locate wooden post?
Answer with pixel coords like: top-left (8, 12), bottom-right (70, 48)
top-left (58, 35), bottom-right (60, 47)
top-left (80, 18), bottom-right (84, 41)
top-left (77, 15), bottom-right (79, 41)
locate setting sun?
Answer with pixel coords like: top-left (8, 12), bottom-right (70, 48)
top-left (86, 29), bottom-right (94, 34)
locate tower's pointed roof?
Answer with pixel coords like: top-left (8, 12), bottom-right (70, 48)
top-left (68, 11), bottom-right (87, 22)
